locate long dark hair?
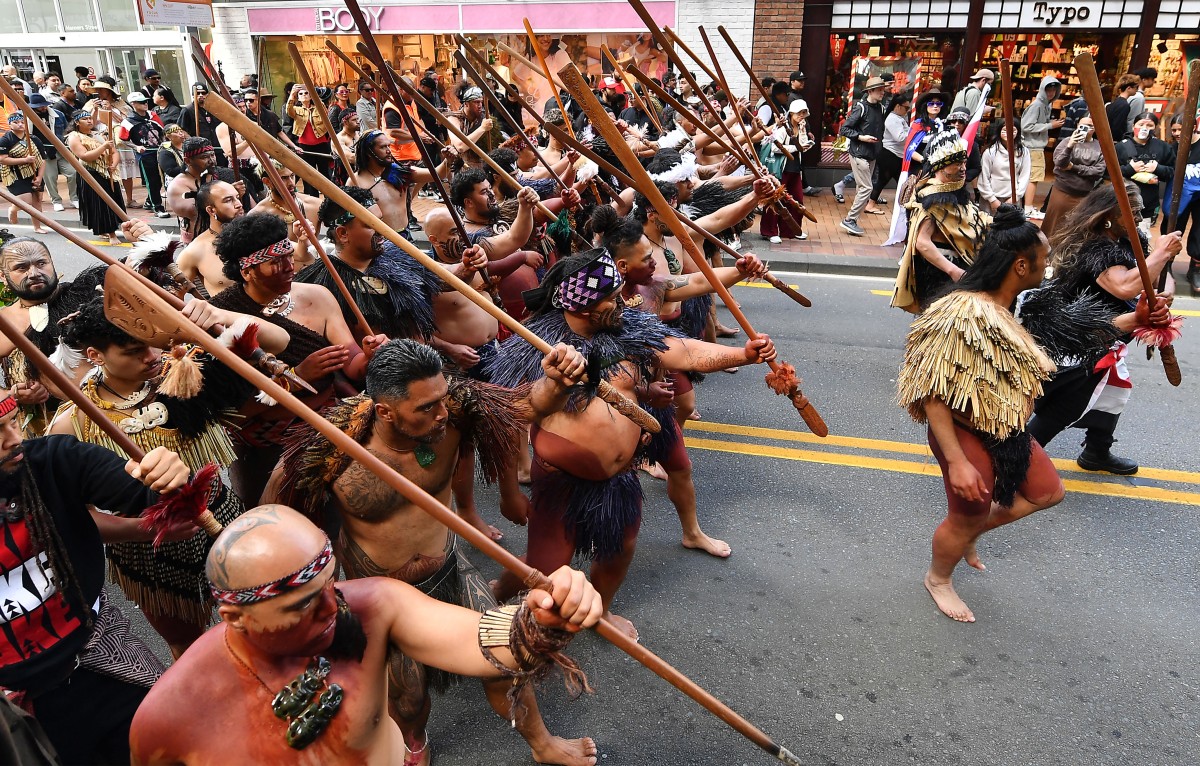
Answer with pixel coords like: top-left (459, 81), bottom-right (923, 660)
top-left (952, 204), bottom-right (1042, 294)
top-left (987, 120), bottom-right (1025, 156)
top-left (1049, 181), bottom-right (1140, 275)
top-left (154, 86), bottom-right (181, 108)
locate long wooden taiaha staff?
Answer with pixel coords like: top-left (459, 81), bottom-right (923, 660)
top-left (0, 184), bottom-right (316, 398)
top-left (697, 26), bottom-right (769, 174)
top-left (288, 42), bottom-right (356, 184)
top-left (536, 120), bottom-right (811, 307)
top-left (999, 59), bottom-right (1019, 203)
top-left (203, 91), bottom-right (660, 435)
top-left (1162, 59), bottom-right (1200, 293)
top-left (1074, 52), bottom-right (1183, 385)
top-left (713, 26), bottom-right (795, 163)
top-left (95, 241), bottom-right (799, 764)
top-left (663, 26), bottom-right (721, 87)
top-left (559, 62), bottom-right (828, 441)
top-left (321, 43), bottom-right (448, 154)
top-left (600, 45), bottom-right (664, 134)
top-left (0, 304), bottom-right (222, 543)
top-left (189, 42), bottom-right (376, 338)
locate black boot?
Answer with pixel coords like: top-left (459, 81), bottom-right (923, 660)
top-left (1188, 259), bottom-right (1200, 294)
top-left (1076, 445), bottom-right (1138, 475)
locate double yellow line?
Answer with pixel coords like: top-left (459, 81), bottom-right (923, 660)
top-left (683, 420), bottom-right (1200, 507)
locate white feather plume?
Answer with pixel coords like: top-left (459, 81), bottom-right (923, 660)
top-left (216, 316), bottom-right (254, 349)
top-left (125, 231), bottom-right (176, 271)
top-left (49, 339), bottom-right (83, 377)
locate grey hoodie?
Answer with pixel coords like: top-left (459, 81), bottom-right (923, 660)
top-left (1020, 76), bottom-right (1060, 150)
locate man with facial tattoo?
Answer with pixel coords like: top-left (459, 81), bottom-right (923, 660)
top-left (266, 339), bottom-right (600, 766)
top-left (175, 180), bottom-right (244, 298)
top-left (487, 249), bottom-right (778, 641)
top-left (351, 130), bottom-right (454, 240)
top-left (451, 168), bottom-right (543, 319)
top-left (130, 504), bottom-right (603, 765)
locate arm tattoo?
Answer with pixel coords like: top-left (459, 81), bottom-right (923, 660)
top-left (684, 341), bottom-right (746, 373)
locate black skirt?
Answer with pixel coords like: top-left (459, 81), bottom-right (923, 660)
top-left (76, 168), bottom-right (125, 236)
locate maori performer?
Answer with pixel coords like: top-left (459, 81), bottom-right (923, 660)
top-left (892, 130), bottom-right (992, 313)
top-left (487, 249), bottom-right (777, 639)
top-left (65, 110), bottom-right (124, 246)
top-left (165, 137), bottom-right (217, 244)
top-left (594, 204), bottom-right (768, 558)
top-left (1034, 183), bottom-right (1182, 475)
top-left (247, 159), bottom-right (322, 271)
top-left (452, 168), bottom-right (544, 319)
top-left (209, 214), bottom-right (387, 506)
top-left (175, 180), bottom-right (244, 298)
top-left (0, 392), bottom-right (194, 765)
top-left (267, 339), bottom-right (599, 766)
top-left (896, 206), bottom-right (1156, 622)
top-left (448, 85), bottom-right (501, 169)
top-left (131, 505), bottom-right (602, 765)
top-left (298, 185), bottom-right (443, 343)
top-left (48, 296), bottom-right (289, 656)
top-left (351, 129), bottom-right (454, 240)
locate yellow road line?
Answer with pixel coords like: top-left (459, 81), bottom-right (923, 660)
top-left (1175, 308), bottom-right (1200, 317)
top-left (870, 289), bottom-right (891, 296)
top-left (735, 281), bottom-right (800, 290)
top-left (685, 420), bottom-right (1200, 485)
top-left (86, 240), bottom-right (131, 248)
top-left (684, 436), bottom-right (1200, 507)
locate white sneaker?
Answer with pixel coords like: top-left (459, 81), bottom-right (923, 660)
top-left (833, 180), bottom-right (846, 197)
top-left (52, 202), bottom-right (64, 212)
top-left (1029, 208), bottom-right (1045, 220)
top-left (794, 232), bottom-right (808, 240)
top-left (768, 235), bottom-right (782, 244)
top-left (67, 200), bottom-right (78, 209)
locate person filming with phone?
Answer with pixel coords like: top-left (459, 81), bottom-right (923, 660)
top-left (1042, 115), bottom-right (1106, 238)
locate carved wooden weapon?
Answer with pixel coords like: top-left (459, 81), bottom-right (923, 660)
top-left (189, 42), bottom-right (376, 338)
top-left (999, 59), bottom-right (1018, 203)
top-left (713, 26), bottom-right (795, 162)
top-left (288, 42), bottom-right (356, 184)
top-left (559, 61), bottom-right (827, 438)
top-left (1074, 52), bottom-right (1182, 385)
top-left (203, 88), bottom-right (661, 435)
top-left (600, 45), bottom-right (664, 134)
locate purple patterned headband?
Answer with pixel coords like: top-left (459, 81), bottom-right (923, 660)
top-left (210, 537), bottom-right (334, 605)
top-left (552, 251), bottom-right (623, 312)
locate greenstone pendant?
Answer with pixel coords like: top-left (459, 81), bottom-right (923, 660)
top-left (415, 445), bottom-right (436, 468)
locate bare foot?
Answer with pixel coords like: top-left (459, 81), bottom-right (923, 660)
top-left (461, 507), bottom-right (502, 541)
top-left (687, 409), bottom-right (701, 421)
top-left (924, 572), bottom-right (975, 622)
top-left (517, 471), bottom-right (532, 485)
top-left (715, 323), bottom-right (740, 337)
top-left (602, 611), bottom-right (638, 642)
top-left (963, 541), bottom-right (986, 571)
top-left (531, 735), bottom-right (598, 766)
top-left (639, 461), bottom-right (667, 480)
top-left (683, 531), bottom-right (732, 558)
top-left (32, 228), bottom-right (47, 234)
top-left (107, 236), bottom-right (120, 246)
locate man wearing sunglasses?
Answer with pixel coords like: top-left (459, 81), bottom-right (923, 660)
top-left (138, 69), bottom-right (162, 101)
top-left (244, 87), bottom-right (299, 154)
top-left (356, 80), bottom-right (379, 131)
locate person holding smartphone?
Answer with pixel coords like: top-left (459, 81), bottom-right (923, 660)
top-left (1041, 115), bottom-right (1105, 238)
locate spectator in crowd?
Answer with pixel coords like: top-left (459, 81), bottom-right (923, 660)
top-left (1106, 74), bottom-right (1139, 141)
top-left (52, 82), bottom-right (82, 113)
top-left (286, 84), bottom-right (334, 193)
top-left (327, 82), bottom-right (353, 133)
top-left (1019, 76), bottom-right (1063, 218)
top-left (1041, 115), bottom-right (1105, 238)
top-left (38, 73), bottom-right (62, 100)
top-left (152, 85), bottom-right (183, 127)
top-left (0, 112), bottom-right (47, 233)
top-left (139, 69), bottom-right (162, 100)
top-left (1126, 67), bottom-right (1156, 132)
top-left (838, 76), bottom-right (887, 237)
top-left (787, 70), bottom-right (806, 103)
top-left (1, 65), bottom-right (32, 97)
top-left (1163, 112), bottom-right (1200, 291)
top-left (356, 79), bottom-right (378, 131)
top-left (1058, 92), bottom-right (1090, 139)
top-left (26, 93), bottom-right (77, 211)
top-left (950, 68), bottom-right (994, 116)
top-left (118, 91), bottom-right (170, 218)
top-left (908, 90), bottom-right (946, 171)
top-left (243, 87), bottom-right (296, 153)
top-left (978, 120), bottom-right (1030, 210)
top-left (180, 83), bottom-right (226, 166)
top-left (868, 92), bottom-right (910, 214)
top-left (761, 98), bottom-right (813, 243)
top-left (75, 77), bottom-right (94, 104)
top-left (757, 81), bottom-right (791, 126)
top-left (945, 107), bottom-right (981, 187)
top-left (1118, 111), bottom-right (1173, 227)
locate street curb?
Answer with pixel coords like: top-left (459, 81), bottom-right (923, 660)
top-left (755, 251), bottom-right (898, 279)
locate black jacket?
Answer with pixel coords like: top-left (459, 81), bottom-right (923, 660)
top-left (839, 99), bottom-right (885, 160)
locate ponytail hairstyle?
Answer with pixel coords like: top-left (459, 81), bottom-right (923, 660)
top-left (952, 204), bottom-right (1043, 294)
top-left (589, 205), bottom-right (644, 260)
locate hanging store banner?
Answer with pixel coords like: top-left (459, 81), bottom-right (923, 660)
top-left (137, 0), bottom-right (214, 27)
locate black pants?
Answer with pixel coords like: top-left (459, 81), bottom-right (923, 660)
top-left (298, 140), bottom-right (333, 195)
top-left (1026, 364), bottom-right (1119, 451)
top-left (1161, 199), bottom-right (1200, 261)
top-left (871, 150), bottom-right (903, 203)
top-left (136, 151), bottom-right (164, 212)
top-left (30, 667), bottom-right (148, 765)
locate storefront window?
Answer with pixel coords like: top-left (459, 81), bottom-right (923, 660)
top-left (106, 48), bottom-right (148, 95)
top-left (97, 0), bottom-right (140, 31)
top-left (21, 0), bottom-right (61, 33)
top-left (58, 0), bottom-right (99, 32)
top-left (151, 49), bottom-right (185, 99)
top-left (0, 0), bottom-right (21, 32)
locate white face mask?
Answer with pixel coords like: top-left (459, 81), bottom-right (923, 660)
top-left (1135, 126), bottom-right (1151, 141)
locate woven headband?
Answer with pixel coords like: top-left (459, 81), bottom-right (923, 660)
top-left (184, 141), bottom-right (215, 159)
top-left (6, 114), bottom-right (24, 123)
top-left (0, 395), bottom-right (17, 418)
top-left (552, 251), bottom-right (623, 312)
top-left (462, 87), bottom-right (484, 102)
top-left (239, 238), bottom-right (294, 271)
top-left (210, 537), bottom-right (334, 606)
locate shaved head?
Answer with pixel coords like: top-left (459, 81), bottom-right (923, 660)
top-left (206, 504), bottom-right (326, 594)
top-left (423, 207), bottom-right (459, 261)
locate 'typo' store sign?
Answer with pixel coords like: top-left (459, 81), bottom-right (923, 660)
top-left (1019, 0), bottom-right (1104, 27)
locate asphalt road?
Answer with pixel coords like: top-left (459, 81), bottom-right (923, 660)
top-left (11, 222), bottom-right (1200, 765)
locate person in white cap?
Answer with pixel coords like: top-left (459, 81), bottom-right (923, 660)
top-left (117, 91), bottom-right (169, 217)
top-left (951, 68), bottom-right (995, 116)
top-left (761, 98), bottom-right (814, 242)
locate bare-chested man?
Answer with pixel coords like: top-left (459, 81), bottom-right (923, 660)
top-left (165, 137), bottom-right (247, 244)
top-left (175, 180), bottom-right (244, 297)
top-left (247, 160), bottom-right (320, 271)
top-left (208, 213), bottom-right (386, 505)
top-left (130, 504), bottom-right (602, 765)
top-left (488, 249), bottom-right (776, 639)
top-left (591, 205), bottom-right (768, 559)
top-left (352, 129), bottom-right (451, 238)
top-left (336, 108), bottom-right (360, 161)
